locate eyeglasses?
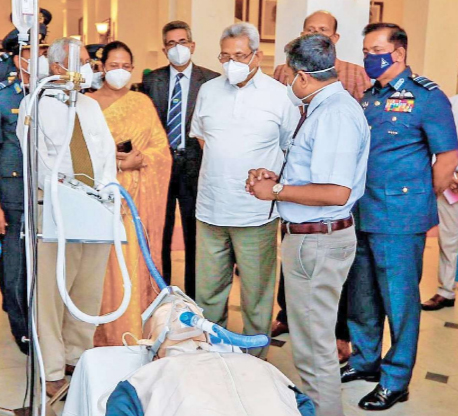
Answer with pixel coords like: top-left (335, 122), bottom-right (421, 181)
top-left (165, 40), bottom-right (191, 48)
top-left (217, 50), bottom-right (255, 63)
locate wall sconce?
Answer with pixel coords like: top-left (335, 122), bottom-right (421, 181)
top-left (95, 19), bottom-right (111, 43)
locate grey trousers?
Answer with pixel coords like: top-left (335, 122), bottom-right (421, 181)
top-left (282, 225), bottom-right (356, 416)
top-left (437, 194), bottom-right (458, 299)
top-left (38, 241), bottom-right (110, 380)
top-left (196, 219), bottom-right (278, 359)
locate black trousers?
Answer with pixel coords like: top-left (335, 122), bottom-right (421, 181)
top-left (161, 155), bottom-right (198, 299)
top-left (275, 230), bottom-right (350, 342)
top-left (0, 209), bottom-right (28, 353)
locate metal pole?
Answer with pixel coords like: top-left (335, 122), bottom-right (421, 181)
top-left (28, 0), bottom-right (41, 415)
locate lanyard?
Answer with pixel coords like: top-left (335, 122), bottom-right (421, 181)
top-left (268, 109), bottom-right (308, 219)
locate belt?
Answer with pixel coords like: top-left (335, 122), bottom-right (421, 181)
top-left (281, 217), bottom-right (353, 235)
top-left (171, 148), bottom-right (186, 157)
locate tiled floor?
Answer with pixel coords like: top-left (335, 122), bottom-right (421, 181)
top-left (0, 236), bottom-right (457, 415)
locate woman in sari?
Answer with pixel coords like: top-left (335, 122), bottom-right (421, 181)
top-left (89, 41), bottom-right (172, 346)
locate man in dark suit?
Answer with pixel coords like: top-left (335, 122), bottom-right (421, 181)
top-left (142, 21), bottom-right (219, 299)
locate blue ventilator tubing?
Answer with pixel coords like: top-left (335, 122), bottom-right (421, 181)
top-left (180, 311), bottom-right (270, 349)
top-left (105, 183), bottom-right (269, 348)
top-left (105, 182), bottom-right (168, 291)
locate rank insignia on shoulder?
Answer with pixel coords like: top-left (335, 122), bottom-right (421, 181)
top-left (393, 78), bottom-right (405, 90)
top-left (384, 98), bottom-right (415, 113)
top-left (411, 75), bottom-right (438, 91)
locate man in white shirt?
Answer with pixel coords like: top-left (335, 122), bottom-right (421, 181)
top-left (17, 37), bottom-right (116, 398)
top-left (190, 22), bottom-right (298, 358)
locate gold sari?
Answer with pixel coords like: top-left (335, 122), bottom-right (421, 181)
top-left (94, 91), bottom-right (171, 346)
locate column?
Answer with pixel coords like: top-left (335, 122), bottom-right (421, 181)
top-left (110, 0), bottom-right (234, 82)
top-left (82, 0), bottom-right (98, 44)
top-left (40, 0), bottom-right (66, 42)
top-left (65, 0), bottom-right (83, 39)
top-left (189, 0), bottom-right (235, 73)
top-left (274, 0), bottom-right (371, 67)
top-left (111, 0), bottom-right (160, 83)
top-left (403, 0), bottom-right (458, 96)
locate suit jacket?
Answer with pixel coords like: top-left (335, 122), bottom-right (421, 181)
top-left (142, 64), bottom-right (219, 183)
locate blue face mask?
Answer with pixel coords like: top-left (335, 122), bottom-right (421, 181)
top-left (363, 52), bottom-right (394, 79)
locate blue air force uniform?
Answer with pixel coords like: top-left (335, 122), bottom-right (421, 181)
top-left (0, 77), bottom-right (27, 353)
top-left (348, 67), bottom-right (458, 391)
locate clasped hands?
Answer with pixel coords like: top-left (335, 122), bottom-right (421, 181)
top-left (116, 149), bottom-right (147, 171)
top-left (245, 168), bottom-right (279, 201)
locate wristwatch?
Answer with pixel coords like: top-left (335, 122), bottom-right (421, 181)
top-left (272, 183), bottom-right (284, 200)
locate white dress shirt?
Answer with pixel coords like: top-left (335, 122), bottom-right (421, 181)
top-left (190, 69), bottom-right (299, 227)
top-left (17, 90), bottom-right (117, 190)
top-left (168, 62), bottom-right (193, 150)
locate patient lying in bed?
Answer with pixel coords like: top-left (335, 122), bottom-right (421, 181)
top-left (105, 290), bottom-right (315, 416)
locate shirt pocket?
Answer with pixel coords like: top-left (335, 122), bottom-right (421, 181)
top-left (379, 111), bottom-right (412, 135)
top-left (385, 180), bottom-right (428, 218)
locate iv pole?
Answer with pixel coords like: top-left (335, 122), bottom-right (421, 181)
top-left (29, 1), bottom-right (42, 414)
top-left (0, 1), bottom-right (42, 415)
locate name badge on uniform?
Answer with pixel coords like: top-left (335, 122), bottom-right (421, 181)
top-left (14, 83), bottom-right (22, 94)
top-left (384, 99), bottom-right (415, 113)
top-left (11, 108), bottom-right (19, 115)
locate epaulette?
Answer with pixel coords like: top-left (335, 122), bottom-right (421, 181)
top-left (0, 79), bottom-right (12, 91)
top-left (410, 74), bottom-right (439, 91)
top-left (0, 74), bottom-right (17, 91)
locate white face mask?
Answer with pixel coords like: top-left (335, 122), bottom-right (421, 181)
top-left (286, 66), bottom-right (336, 107)
top-left (105, 68), bottom-right (132, 90)
top-left (91, 72), bottom-right (104, 90)
top-left (222, 51), bottom-right (257, 85)
top-left (21, 55), bottom-right (49, 79)
top-left (167, 44), bottom-right (191, 67)
top-left (79, 63), bottom-right (93, 89)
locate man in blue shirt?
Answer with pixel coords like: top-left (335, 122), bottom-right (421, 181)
top-left (341, 23), bottom-right (458, 411)
top-left (247, 34), bottom-right (370, 416)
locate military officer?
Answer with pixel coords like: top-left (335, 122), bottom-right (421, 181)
top-left (0, 30), bottom-right (48, 355)
top-left (341, 23), bottom-right (458, 411)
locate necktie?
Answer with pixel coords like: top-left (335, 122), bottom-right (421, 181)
top-left (167, 73), bottom-right (184, 149)
top-left (70, 114), bottom-right (95, 188)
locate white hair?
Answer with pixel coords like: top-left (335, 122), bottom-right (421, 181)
top-left (47, 37), bottom-right (82, 65)
top-left (220, 22), bottom-right (260, 51)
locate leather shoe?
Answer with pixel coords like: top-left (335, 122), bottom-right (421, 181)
top-left (337, 339), bottom-right (351, 364)
top-left (65, 364), bottom-right (75, 376)
top-left (271, 320), bottom-right (289, 337)
top-left (341, 364), bottom-right (380, 383)
top-left (359, 384), bottom-right (409, 411)
top-left (45, 378), bottom-right (69, 398)
top-left (421, 294), bottom-right (455, 311)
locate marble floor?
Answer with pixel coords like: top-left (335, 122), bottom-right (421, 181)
top-left (0, 235), bottom-right (457, 415)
